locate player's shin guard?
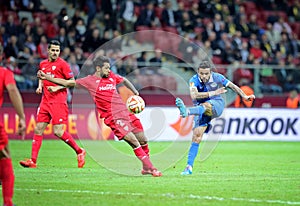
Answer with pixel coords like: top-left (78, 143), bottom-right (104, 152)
top-left (187, 142), bottom-right (200, 167)
top-left (133, 146), bottom-right (153, 169)
top-left (0, 158), bottom-right (14, 206)
top-left (31, 134), bottom-right (43, 163)
top-left (61, 131), bottom-right (82, 154)
top-left (141, 144), bottom-right (149, 157)
top-left (188, 105), bottom-right (205, 116)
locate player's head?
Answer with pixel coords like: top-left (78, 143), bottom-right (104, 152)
top-left (93, 56), bottom-right (110, 78)
top-left (48, 40), bottom-right (61, 62)
top-left (197, 61), bottom-right (211, 83)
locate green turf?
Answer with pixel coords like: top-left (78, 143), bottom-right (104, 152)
top-left (2, 140), bottom-right (300, 206)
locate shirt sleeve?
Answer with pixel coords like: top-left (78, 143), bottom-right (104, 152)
top-left (4, 69), bottom-right (16, 86)
top-left (215, 73), bottom-right (229, 87)
top-left (114, 73), bottom-right (124, 84)
top-left (62, 60), bottom-right (74, 80)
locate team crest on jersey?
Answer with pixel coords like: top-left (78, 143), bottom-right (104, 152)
top-left (52, 66), bottom-right (56, 70)
top-left (42, 68), bottom-right (45, 70)
top-left (109, 78), bottom-right (114, 82)
top-left (96, 80), bottom-right (100, 83)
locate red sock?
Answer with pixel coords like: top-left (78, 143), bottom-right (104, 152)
top-left (31, 134), bottom-right (43, 163)
top-left (60, 131), bottom-right (82, 154)
top-left (0, 158), bottom-right (14, 206)
top-left (133, 146), bottom-right (153, 170)
top-left (141, 144), bottom-right (149, 157)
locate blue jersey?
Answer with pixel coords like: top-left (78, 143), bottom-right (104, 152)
top-left (189, 72), bottom-right (229, 106)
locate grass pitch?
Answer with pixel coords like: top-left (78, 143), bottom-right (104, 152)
top-left (3, 140), bottom-right (300, 206)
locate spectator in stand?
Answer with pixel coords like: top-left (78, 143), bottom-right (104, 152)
top-left (5, 56), bottom-right (26, 90)
top-left (18, 46), bottom-right (32, 68)
top-left (101, 0), bottom-right (117, 31)
top-left (66, 28), bottom-right (76, 51)
top-left (57, 27), bottom-right (69, 50)
top-left (118, 0), bottom-right (136, 34)
top-left (72, 8), bottom-right (84, 28)
top-left (46, 17), bottom-right (59, 40)
top-left (264, 23), bottom-right (281, 51)
top-left (75, 19), bottom-right (86, 43)
top-left (21, 56), bottom-right (38, 90)
top-left (149, 49), bottom-right (163, 75)
top-left (260, 33), bottom-right (273, 57)
top-left (188, 2), bottom-right (204, 28)
top-left (180, 11), bottom-right (195, 33)
top-left (250, 40), bottom-right (263, 60)
top-left (135, 1), bottom-right (156, 28)
top-left (240, 41), bottom-right (250, 63)
top-left (248, 14), bottom-right (260, 35)
top-left (17, 17), bottom-right (30, 34)
top-left (68, 53), bottom-right (80, 78)
top-left (273, 16), bottom-right (292, 36)
top-left (0, 26), bottom-right (9, 47)
top-left (82, 28), bottom-right (102, 53)
top-left (85, 0), bottom-right (97, 27)
top-left (57, 7), bottom-right (69, 28)
top-left (137, 51), bottom-right (148, 69)
top-left (4, 35), bottom-right (20, 58)
top-left (224, 15), bottom-right (237, 37)
top-left (161, 0), bottom-right (178, 27)
top-left (286, 90), bottom-right (299, 109)
top-left (37, 35), bottom-right (48, 59)
top-left (236, 14), bottom-right (251, 38)
top-left (5, 14), bottom-right (18, 36)
top-left (276, 33), bottom-right (292, 58)
top-left (288, 1), bottom-right (300, 22)
top-left (234, 78), bottom-right (255, 108)
top-left (289, 33), bottom-right (300, 58)
top-left (17, 24), bottom-right (32, 50)
top-left (24, 35), bottom-right (37, 56)
top-left (74, 46), bottom-right (85, 67)
top-left (61, 47), bottom-right (71, 60)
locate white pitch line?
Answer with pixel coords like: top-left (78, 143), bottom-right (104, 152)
top-left (14, 188), bottom-right (300, 205)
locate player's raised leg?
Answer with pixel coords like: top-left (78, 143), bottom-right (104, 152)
top-left (175, 98), bottom-right (206, 118)
top-left (53, 124), bottom-right (86, 168)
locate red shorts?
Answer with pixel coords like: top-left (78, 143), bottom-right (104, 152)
top-left (37, 102), bottom-right (68, 125)
top-left (0, 123), bottom-right (8, 150)
top-left (104, 110), bottom-right (143, 140)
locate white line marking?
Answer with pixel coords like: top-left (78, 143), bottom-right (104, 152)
top-left (14, 188), bottom-right (300, 205)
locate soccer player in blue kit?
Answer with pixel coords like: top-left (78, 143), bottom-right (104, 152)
top-left (176, 61), bottom-right (255, 175)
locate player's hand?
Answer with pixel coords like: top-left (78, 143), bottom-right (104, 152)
top-left (190, 86), bottom-right (198, 99)
top-left (37, 70), bottom-right (47, 80)
top-left (17, 117), bottom-right (26, 140)
top-left (243, 94), bottom-right (256, 101)
top-left (215, 87), bottom-right (227, 95)
top-left (36, 87), bottom-right (42, 94)
top-left (47, 86), bottom-right (60, 93)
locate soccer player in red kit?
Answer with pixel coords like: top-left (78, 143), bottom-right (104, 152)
top-left (20, 40), bottom-right (86, 168)
top-left (37, 55), bottom-right (162, 177)
top-left (0, 44), bottom-right (26, 206)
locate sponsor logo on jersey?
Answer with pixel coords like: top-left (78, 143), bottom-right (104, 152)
top-left (52, 66), bottom-right (56, 70)
top-left (98, 84), bottom-right (115, 91)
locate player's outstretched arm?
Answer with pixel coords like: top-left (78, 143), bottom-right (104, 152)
top-left (227, 81), bottom-right (255, 101)
top-left (37, 71), bottom-right (76, 88)
top-left (122, 77), bottom-right (139, 95)
top-left (6, 83), bottom-right (26, 137)
top-left (190, 86), bottom-right (227, 100)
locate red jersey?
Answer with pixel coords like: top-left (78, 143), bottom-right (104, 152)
top-left (39, 57), bottom-right (74, 103)
top-left (0, 67), bottom-right (16, 107)
top-left (76, 72), bottom-right (127, 118)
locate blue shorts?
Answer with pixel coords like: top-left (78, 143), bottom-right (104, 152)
top-left (193, 99), bottom-right (225, 131)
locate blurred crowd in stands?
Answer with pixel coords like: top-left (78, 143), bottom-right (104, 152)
top-left (0, 0), bottom-right (300, 94)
